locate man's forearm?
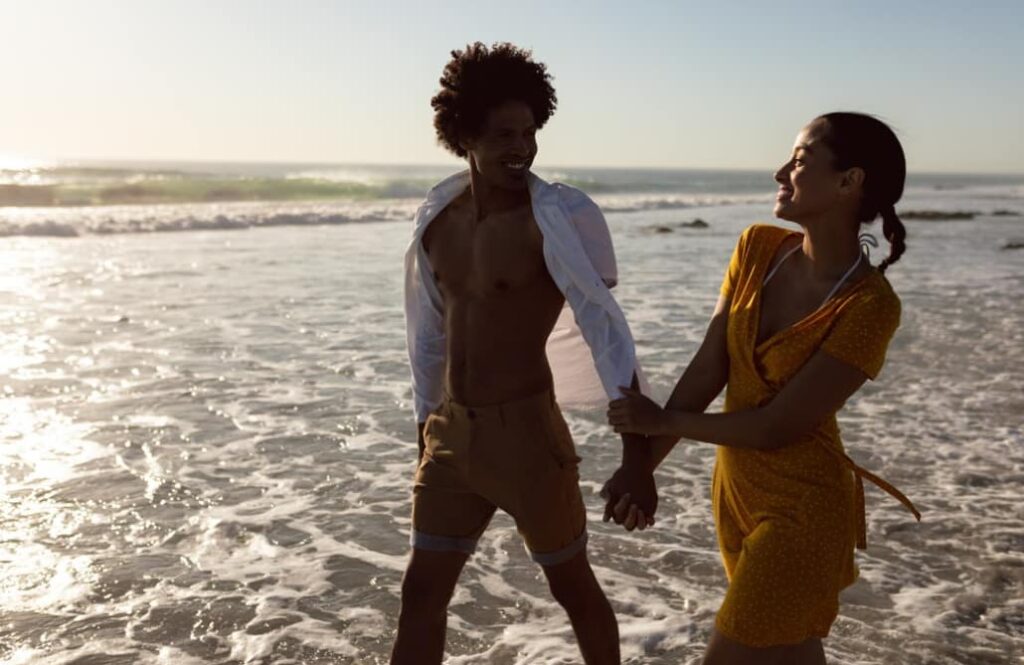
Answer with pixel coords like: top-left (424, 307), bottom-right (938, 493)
top-left (620, 431), bottom-right (652, 470)
top-left (619, 372), bottom-right (654, 471)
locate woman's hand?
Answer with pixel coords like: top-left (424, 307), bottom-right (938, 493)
top-left (607, 387), bottom-right (669, 436)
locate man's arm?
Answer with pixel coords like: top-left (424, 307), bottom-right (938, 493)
top-left (406, 222), bottom-right (446, 459)
top-left (611, 374), bottom-right (657, 521)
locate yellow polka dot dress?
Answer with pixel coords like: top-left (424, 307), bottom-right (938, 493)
top-left (712, 224), bottom-right (918, 647)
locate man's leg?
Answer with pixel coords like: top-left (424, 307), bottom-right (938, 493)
top-left (390, 547), bottom-right (470, 665)
top-left (541, 548), bottom-right (620, 665)
top-left (396, 399), bottom-right (495, 663)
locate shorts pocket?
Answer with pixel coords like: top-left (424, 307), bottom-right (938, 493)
top-left (540, 408), bottom-right (580, 469)
top-left (422, 412), bottom-right (446, 458)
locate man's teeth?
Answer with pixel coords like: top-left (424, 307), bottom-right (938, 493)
top-left (504, 161), bottom-right (527, 170)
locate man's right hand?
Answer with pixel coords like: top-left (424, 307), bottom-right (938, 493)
top-left (600, 464), bottom-right (657, 531)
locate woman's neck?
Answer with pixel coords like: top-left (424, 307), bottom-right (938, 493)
top-left (798, 213), bottom-right (863, 282)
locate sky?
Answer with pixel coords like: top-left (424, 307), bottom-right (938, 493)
top-left (0, 0), bottom-right (1021, 173)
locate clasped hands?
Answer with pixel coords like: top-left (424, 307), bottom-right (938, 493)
top-left (600, 386), bottom-right (667, 532)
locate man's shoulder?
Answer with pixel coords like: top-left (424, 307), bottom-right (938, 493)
top-left (534, 178), bottom-right (617, 285)
top-left (548, 181), bottom-right (600, 214)
top-left (413, 171), bottom-right (471, 235)
top-left (535, 181), bottom-right (606, 238)
top-left (425, 170), bottom-right (471, 200)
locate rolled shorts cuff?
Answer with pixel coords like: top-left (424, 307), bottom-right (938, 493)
top-left (528, 529), bottom-right (588, 567)
top-left (410, 529), bottom-right (479, 555)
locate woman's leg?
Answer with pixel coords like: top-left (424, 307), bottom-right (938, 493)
top-left (702, 628), bottom-right (826, 665)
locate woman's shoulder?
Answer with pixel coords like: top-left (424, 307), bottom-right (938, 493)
top-left (841, 268), bottom-right (902, 323)
top-left (867, 269), bottom-right (901, 310)
top-left (734, 224), bottom-right (799, 263)
top-left (739, 223), bottom-right (798, 245)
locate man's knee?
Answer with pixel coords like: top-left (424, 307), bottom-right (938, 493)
top-left (398, 552), bottom-right (464, 619)
top-left (544, 553), bottom-right (602, 611)
top-left (399, 571), bottom-right (453, 620)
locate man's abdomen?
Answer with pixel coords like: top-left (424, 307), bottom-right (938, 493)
top-left (444, 285), bottom-right (564, 406)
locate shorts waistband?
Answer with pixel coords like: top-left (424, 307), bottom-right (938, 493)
top-left (439, 388), bottom-right (557, 423)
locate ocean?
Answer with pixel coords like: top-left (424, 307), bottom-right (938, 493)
top-left (1, 161), bottom-right (1022, 664)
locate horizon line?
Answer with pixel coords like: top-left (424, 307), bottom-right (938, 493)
top-left (4, 154), bottom-right (1024, 179)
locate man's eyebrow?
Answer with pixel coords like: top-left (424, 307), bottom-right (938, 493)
top-left (795, 143), bottom-right (815, 153)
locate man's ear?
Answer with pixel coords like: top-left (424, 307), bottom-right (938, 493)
top-left (840, 167), bottom-right (865, 194)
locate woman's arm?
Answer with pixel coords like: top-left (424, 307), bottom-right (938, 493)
top-left (600, 297), bottom-right (729, 528)
top-left (609, 350), bottom-right (870, 450)
top-left (644, 294), bottom-right (731, 470)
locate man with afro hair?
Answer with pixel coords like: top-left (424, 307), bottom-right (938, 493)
top-left (394, 42), bottom-right (654, 664)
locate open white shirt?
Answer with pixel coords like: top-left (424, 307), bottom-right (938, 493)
top-left (404, 170), bottom-right (646, 422)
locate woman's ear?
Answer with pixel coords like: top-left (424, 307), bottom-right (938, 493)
top-left (840, 166), bottom-right (865, 194)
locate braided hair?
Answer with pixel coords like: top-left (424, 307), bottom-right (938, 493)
top-left (817, 112), bottom-right (907, 273)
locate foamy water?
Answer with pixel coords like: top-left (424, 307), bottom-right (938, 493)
top-left (1, 177), bottom-right (1022, 664)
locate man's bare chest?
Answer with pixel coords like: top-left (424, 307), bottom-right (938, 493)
top-left (423, 208), bottom-right (549, 297)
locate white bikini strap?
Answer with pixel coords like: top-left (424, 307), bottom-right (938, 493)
top-left (820, 251), bottom-right (864, 306)
top-left (762, 243), bottom-right (801, 286)
top-left (763, 242), bottom-right (865, 306)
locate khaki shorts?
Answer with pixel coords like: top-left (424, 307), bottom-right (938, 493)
top-left (411, 390), bottom-right (587, 566)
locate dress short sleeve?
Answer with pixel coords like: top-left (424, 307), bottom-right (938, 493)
top-left (720, 225), bottom-right (757, 299)
top-left (820, 284), bottom-right (901, 380)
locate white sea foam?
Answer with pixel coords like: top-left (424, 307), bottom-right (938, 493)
top-left (0, 182), bottom-right (1022, 663)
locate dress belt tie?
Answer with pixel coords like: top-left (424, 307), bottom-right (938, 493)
top-left (824, 446), bottom-right (922, 549)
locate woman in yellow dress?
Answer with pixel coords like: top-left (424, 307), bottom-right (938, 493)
top-left (603, 112), bottom-right (921, 664)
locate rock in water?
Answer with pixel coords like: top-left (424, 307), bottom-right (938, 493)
top-left (900, 210), bottom-right (977, 221)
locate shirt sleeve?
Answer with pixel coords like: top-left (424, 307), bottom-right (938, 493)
top-left (404, 230), bottom-right (446, 422)
top-left (820, 287), bottom-right (901, 380)
top-left (561, 187), bottom-right (618, 288)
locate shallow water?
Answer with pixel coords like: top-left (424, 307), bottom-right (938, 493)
top-left (1, 184), bottom-right (1023, 664)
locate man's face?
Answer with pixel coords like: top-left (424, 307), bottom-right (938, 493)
top-left (463, 100), bottom-right (537, 191)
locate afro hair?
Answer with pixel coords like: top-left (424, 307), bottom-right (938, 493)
top-left (431, 42), bottom-right (557, 158)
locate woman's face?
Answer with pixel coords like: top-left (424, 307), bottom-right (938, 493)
top-left (773, 119), bottom-right (849, 222)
